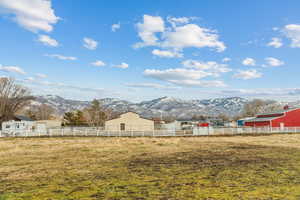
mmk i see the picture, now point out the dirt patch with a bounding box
[128,144,287,171]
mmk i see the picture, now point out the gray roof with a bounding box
[14,115,33,121]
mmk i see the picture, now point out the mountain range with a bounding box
[30,95,249,119]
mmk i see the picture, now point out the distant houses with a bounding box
[1,115,62,135]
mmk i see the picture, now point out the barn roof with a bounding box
[244,116,279,122]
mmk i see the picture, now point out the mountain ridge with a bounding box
[30,95,249,119]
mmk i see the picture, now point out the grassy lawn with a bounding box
[1,134,300,200]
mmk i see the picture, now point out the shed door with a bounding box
[280,123,285,130]
[120,123,125,131]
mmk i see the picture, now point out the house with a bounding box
[161,120,182,131]
[1,115,34,134]
[105,112,154,131]
[244,107,300,128]
[224,121,238,127]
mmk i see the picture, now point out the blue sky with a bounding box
[1,0,300,101]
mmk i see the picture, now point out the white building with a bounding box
[1,116,34,136]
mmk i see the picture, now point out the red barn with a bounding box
[244,107,300,128]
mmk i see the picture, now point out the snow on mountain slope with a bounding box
[29,95,250,119]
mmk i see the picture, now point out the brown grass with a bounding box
[0,134,300,199]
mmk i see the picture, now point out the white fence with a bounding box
[1,126,300,138]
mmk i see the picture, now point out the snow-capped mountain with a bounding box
[29,95,249,119]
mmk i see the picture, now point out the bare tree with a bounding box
[25,104,55,120]
[0,77,34,123]
[242,99,281,117]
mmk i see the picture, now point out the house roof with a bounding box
[14,115,33,121]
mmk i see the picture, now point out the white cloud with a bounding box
[113,62,128,69]
[91,60,106,67]
[144,68,211,81]
[134,15,226,53]
[0,65,26,74]
[134,15,165,48]
[25,76,35,82]
[45,54,77,60]
[0,0,59,32]
[283,24,300,48]
[264,57,284,67]
[162,24,226,52]
[143,68,226,87]
[222,57,231,62]
[111,23,120,32]
[35,73,47,78]
[37,34,58,47]
[168,79,226,87]
[126,83,179,90]
[242,58,256,66]
[167,16,191,27]
[83,37,98,50]
[182,59,232,76]
[267,37,283,48]
[233,69,262,80]
[152,49,183,58]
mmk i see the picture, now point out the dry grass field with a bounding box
[1,134,300,200]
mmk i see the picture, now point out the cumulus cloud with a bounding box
[182,59,232,76]
[267,37,283,48]
[45,54,77,60]
[134,15,225,52]
[162,24,226,52]
[111,23,120,32]
[242,58,256,66]
[264,57,284,67]
[283,24,300,48]
[152,49,183,58]
[113,62,128,69]
[83,37,98,50]
[0,65,26,74]
[37,34,58,47]
[167,16,191,27]
[134,15,165,48]
[91,60,106,67]
[143,68,226,87]
[0,0,59,32]
[233,69,262,80]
